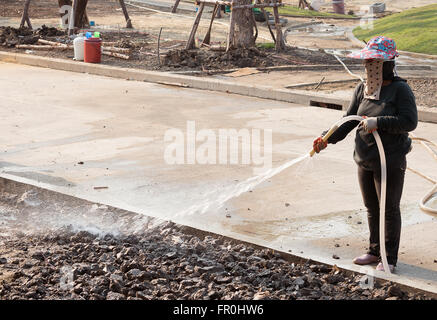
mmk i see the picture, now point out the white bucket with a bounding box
[73,34,85,61]
[311,0,325,11]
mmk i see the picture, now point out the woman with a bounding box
[313,36,418,272]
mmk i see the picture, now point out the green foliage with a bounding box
[353,5,437,55]
[273,5,355,18]
[256,42,275,49]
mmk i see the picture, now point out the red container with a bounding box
[332,0,345,14]
[84,38,102,63]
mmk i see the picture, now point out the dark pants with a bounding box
[357,157,406,266]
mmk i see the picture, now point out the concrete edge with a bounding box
[1,174,436,298]
[126,0,195,15]
[278,13,361,20]
[286,78,359,89]
[1,50,436,123]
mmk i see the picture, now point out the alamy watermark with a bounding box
[164,121,272,174]
[59,5,72,29]
[358,267,375,290]
[359,5,376,30]
[59,265,74,291]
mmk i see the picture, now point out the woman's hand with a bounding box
[360,117,378,133]
[313,137,328,153]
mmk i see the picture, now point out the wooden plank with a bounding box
[199,0,232,5]
[172,0,181,13]
[25,16,32,29]
[119,0,133,28]
[202,4,219,46]
[198,0,282,8]
[257,0,275,43]
[272,6,285,52]
[186,2,205,50]
[232,3,283,9]
[20,0,32,29]
[157,27,163,65]
[16,45,69,50]
[38,39,70,48]
[68,0,77,35]
[262,7,275,43]
[102,51,130,60]
[226,5,236,51]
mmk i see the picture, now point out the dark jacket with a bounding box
[327,77,418,168]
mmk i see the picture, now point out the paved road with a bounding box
[1,62,437,292]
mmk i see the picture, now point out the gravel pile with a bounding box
[409,79,437,108]
[0,222,431,300]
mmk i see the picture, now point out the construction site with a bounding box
[0,0,437,303]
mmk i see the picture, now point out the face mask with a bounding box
[364,59,383,100]
[383,60,395,80]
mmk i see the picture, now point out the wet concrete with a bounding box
[1,62,437,292]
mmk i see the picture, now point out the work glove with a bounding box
[313,137,328,154]
[360,116,378,133]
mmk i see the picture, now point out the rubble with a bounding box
[0,224,431,300]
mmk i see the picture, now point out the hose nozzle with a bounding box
[309,125,338,157]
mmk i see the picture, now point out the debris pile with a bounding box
[0,25,65,47]
[163,46,359,71]
[0,223,431,300]
[34,25,65,37]
[0,26,37,47]
[164,47,273,70]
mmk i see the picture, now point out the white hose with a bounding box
[332,54,364,83]
[409,135,437,215]
[318,115,391,273]
[419,184,437,215]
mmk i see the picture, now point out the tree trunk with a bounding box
[74,0,89,28]
[273,6,285,51]
[58,0,72,9]
[172,0,181,13]
[58,0,89,30]
[232,0,256,48]
[20,0,32,29]
[119,0,133,28]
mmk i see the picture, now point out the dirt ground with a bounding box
[0,1,435,102]
[298,78,437,108]
[0,0,365,71]
[0,0,121,19]
[0,24,361,72]
[408,79,437,108]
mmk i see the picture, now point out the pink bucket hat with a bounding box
[348,36,399,60]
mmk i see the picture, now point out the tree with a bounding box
[58,0,89,29]
[228,0,257,49]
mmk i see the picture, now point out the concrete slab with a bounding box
[2,51,436,124]
[1,62,437,293]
